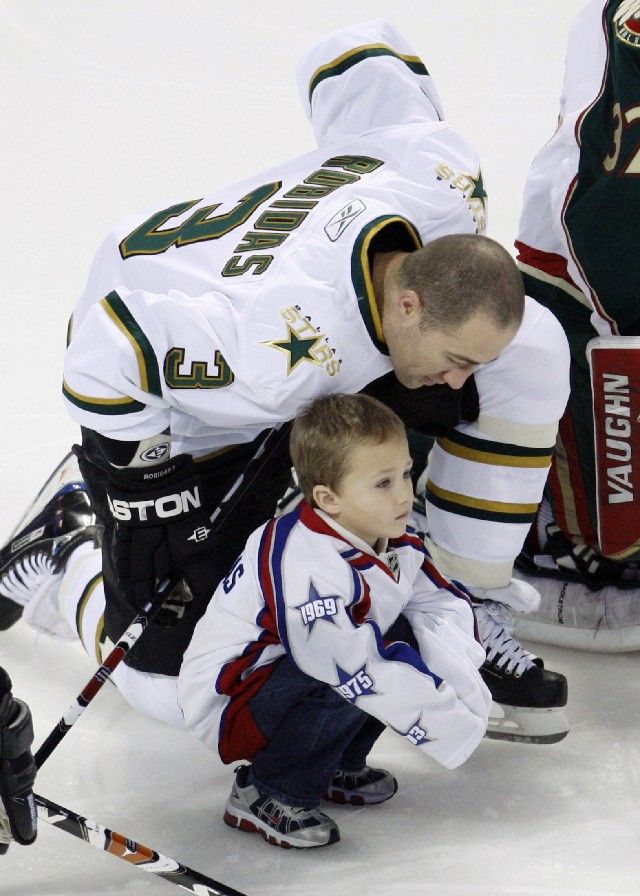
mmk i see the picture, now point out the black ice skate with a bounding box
[0,452,96,630]
[474,599,569,744]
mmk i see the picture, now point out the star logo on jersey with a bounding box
[265,306,341,377]
[264,323,325,374]
[467,170,487,204]
[613,1,640,47]
[392,717,435,746]
[435,162,487,233]
[334,662,377,703]
[298,581,340,632]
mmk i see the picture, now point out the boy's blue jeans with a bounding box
[247,614,417,807]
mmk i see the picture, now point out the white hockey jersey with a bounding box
[178,502,491,771]
[516,0,640,337]
[62,19,569,588]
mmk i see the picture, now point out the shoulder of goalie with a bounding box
[105,453,214,621]
[0,666,37,850]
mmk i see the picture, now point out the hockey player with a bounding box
[0,20,570,740]
[515,0,640,651]
[178,393,492,848]
[0,667,38,854]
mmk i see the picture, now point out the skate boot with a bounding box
[0,452,96,632]
[223,764,340,849]
[474,599,569,744]
[324,765,397,805]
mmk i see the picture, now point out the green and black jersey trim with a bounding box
[425,480,538,525]
[62,290,161,416]
[436,430,554,469]
[309,43,428,103]
[62,381,146,415]
[74,571,106,662]
[351,215,421,354]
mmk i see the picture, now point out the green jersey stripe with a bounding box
[62,380,145,415]
[436,430,554,468]
[101,291,163,397]
[309,44,428,102]
[351,215,421,354]
[425,479,539,524]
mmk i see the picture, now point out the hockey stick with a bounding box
[33,574,177,769]
[35,792,248,896]
[34,424,289,769]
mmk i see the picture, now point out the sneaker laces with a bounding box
[0,552,57,606]
[475,600,537,677]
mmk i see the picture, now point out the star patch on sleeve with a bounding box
[334,662,377,703]
[299,581,339,632]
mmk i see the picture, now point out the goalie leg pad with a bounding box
[588,336,640,559]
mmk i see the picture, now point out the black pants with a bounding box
[248,615,419,806]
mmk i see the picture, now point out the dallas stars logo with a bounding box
[434,162,487,233]
[264,323,326,374]
[467,170,487,204]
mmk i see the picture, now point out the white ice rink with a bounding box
[1,2,639,894]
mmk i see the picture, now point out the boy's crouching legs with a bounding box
[223,656,397,848]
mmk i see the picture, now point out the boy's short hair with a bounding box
[289,393,407,502]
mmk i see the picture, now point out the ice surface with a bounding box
[2,3,638,895]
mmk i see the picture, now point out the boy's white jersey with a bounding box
[62,20,484,457]
[178,502,491,771]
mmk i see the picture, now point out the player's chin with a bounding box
[397,376,424,390]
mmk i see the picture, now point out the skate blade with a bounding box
[484,701,569,745]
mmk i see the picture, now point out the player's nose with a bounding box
[441,367,474,390]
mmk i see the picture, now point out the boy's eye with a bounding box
[403,469,413,479]
[376,478,390,488]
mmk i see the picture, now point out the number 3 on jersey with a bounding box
[119,183,281,258]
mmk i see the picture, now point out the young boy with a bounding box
[0,394,490,850]
[178,393,491,848]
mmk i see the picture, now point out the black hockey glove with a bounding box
[105,454,213,624]
[0,666,37,851]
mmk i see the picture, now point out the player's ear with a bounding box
[312,484,340,516]
[397,288,422,323]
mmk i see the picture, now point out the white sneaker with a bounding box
[324,765,397,805]
[223,764,340,849]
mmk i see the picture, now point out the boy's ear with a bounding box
[312,484,340,516]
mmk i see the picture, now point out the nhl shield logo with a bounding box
[613,1,640,47]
